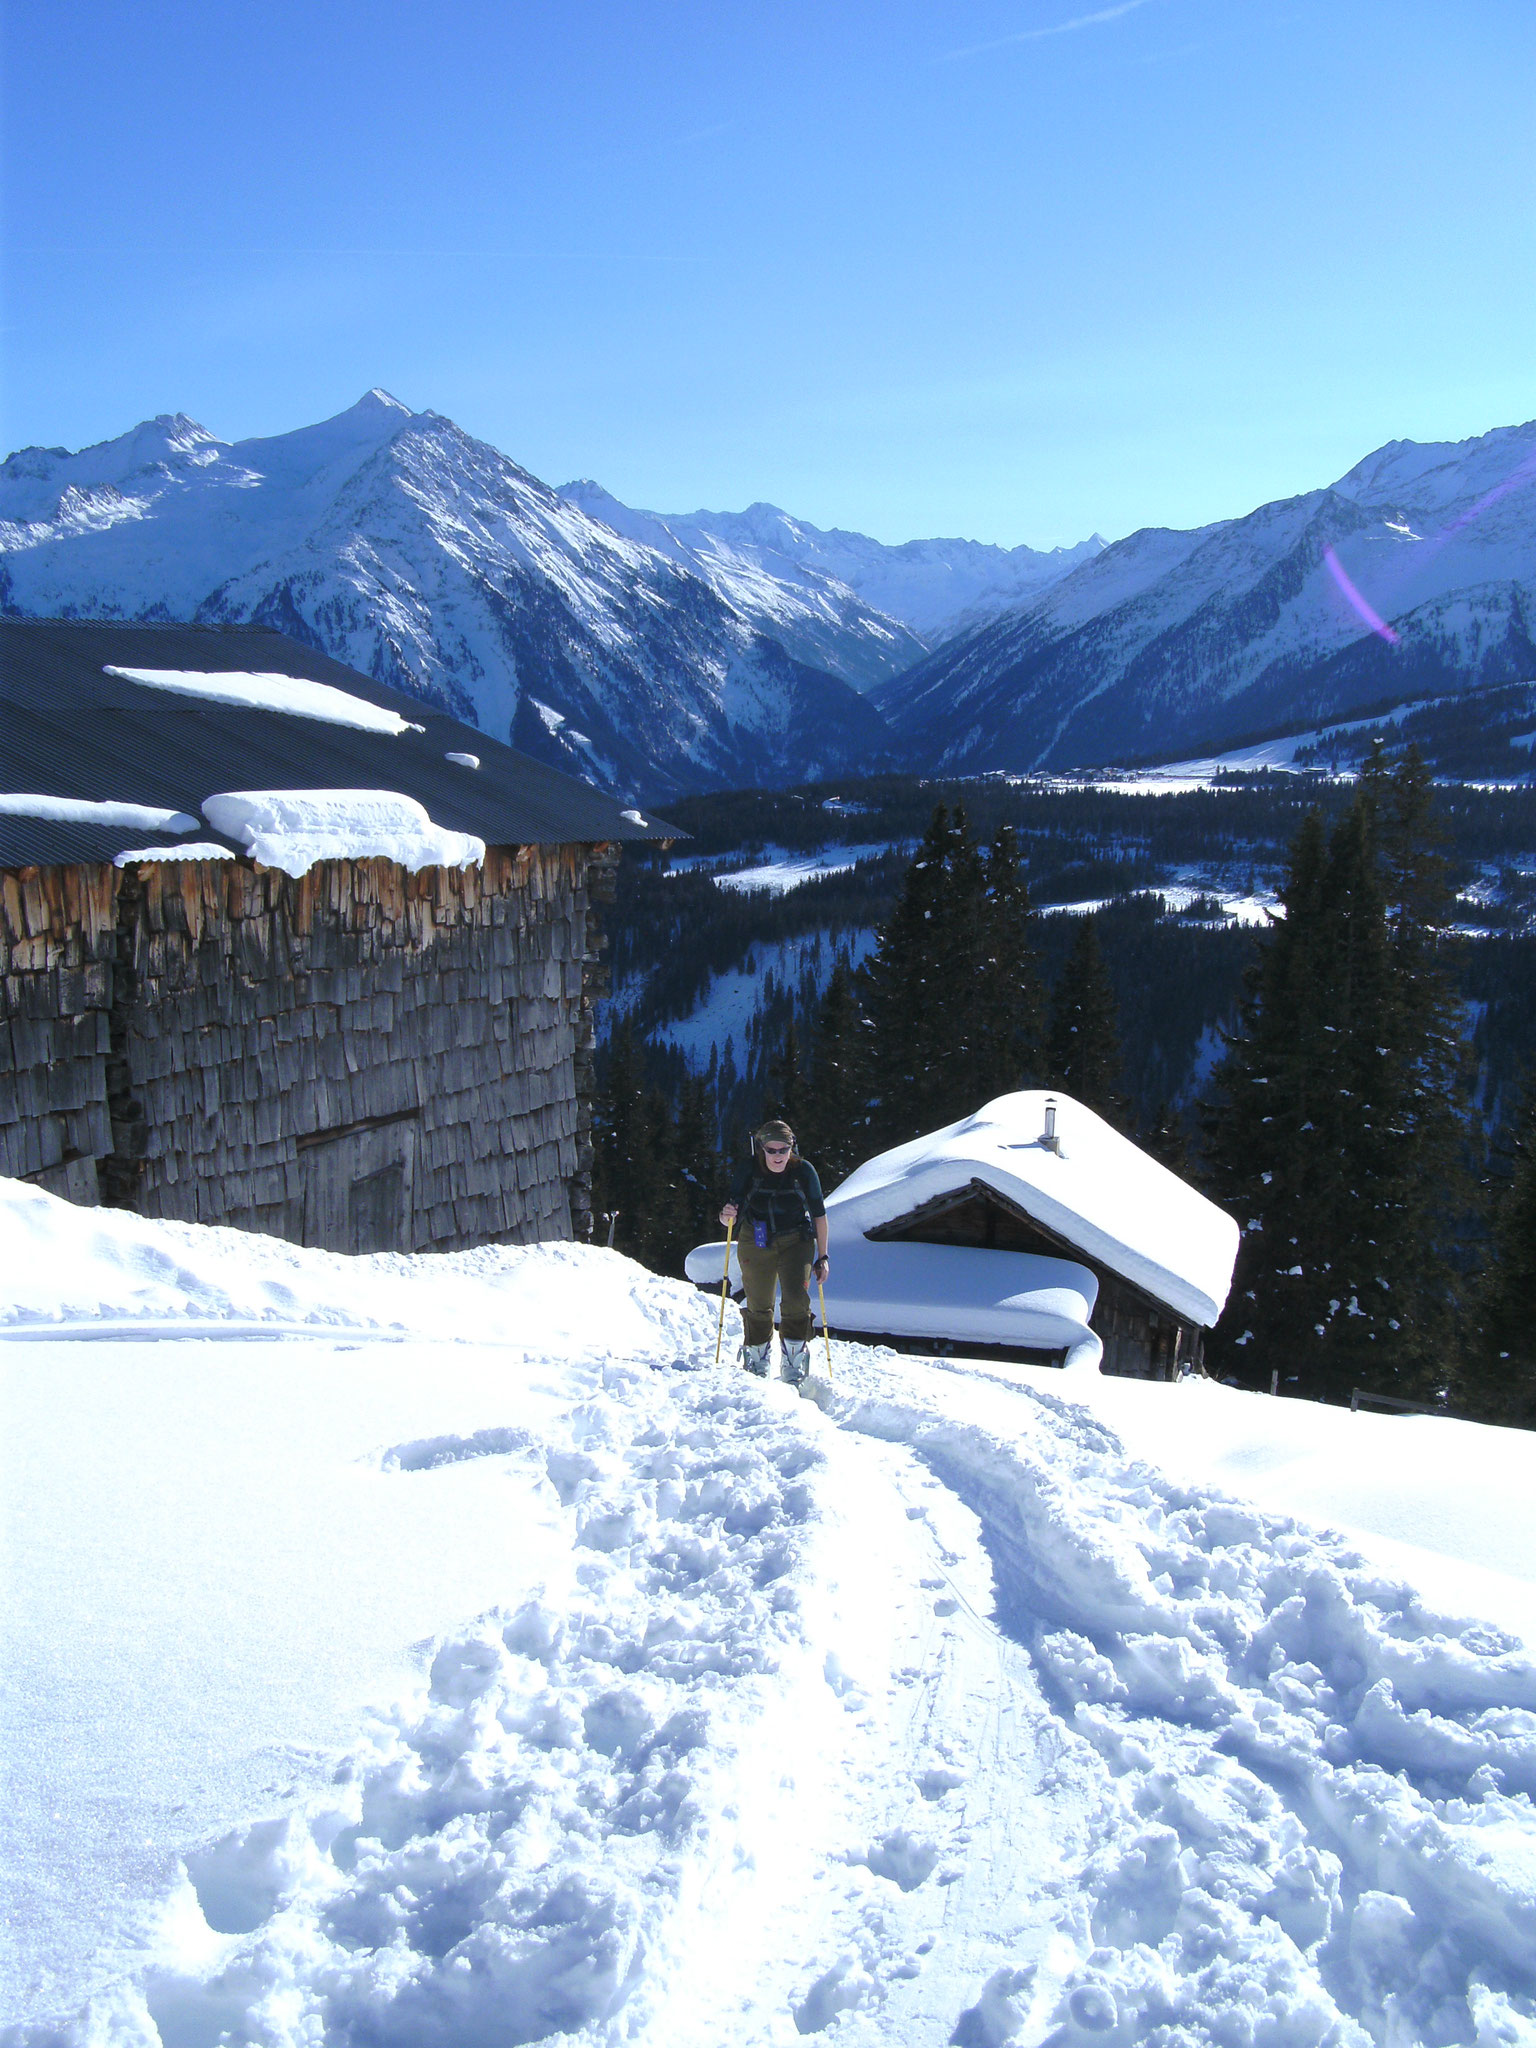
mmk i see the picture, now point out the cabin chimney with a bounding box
[1042,1098,1061,1154]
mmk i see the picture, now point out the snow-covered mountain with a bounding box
[876,420,1536,772]
[558,480,1104,670]
[0,392,889,803]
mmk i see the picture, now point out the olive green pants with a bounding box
[737,1229,814,1345]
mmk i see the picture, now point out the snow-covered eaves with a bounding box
[103,665,425,736]
[827,1091,1241,1329]
[201,790,484,878]
[0,618,681,870]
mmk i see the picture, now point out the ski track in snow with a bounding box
[10,1312,1536,2047]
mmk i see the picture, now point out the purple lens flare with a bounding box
[1323,544,1402,647]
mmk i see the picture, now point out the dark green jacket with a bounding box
[731,1159,825,1243]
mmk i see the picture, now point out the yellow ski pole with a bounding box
[714,1216,736,1367]
[817,1265,833,1380]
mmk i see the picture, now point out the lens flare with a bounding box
[1323,545,1401,646]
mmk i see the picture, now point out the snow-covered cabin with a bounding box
[690,1092,1239,1376]
[0,618,674,1252]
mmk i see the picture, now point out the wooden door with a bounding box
[299,1119,418,1254]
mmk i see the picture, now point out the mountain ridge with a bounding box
[0,394,892,802]
[872,418,1536,772]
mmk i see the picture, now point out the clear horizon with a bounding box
[3,0,1533,550]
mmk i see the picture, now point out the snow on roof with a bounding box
[0,793,199,833]
[201,790,484,879]
[827,1090,1239,1328]
[104,666,425,736]
[112,842,235,868]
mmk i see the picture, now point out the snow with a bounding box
[643,931,877,1069]
[0,795,199,834]
[103,668,424,737]
[444,751,481,769]
[557,479,1103,652]
[710,844,892,896]
[200,790,484,879]
[688,1234,1105,1371]
[4,1178,1536,2046]
[824,1089,1240,1332]
[0,395,889,804]
[113,843,235,867]
[1038,883,1278,926]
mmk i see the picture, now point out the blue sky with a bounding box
[3,1,1533,546]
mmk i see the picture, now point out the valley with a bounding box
[603,767,1536,1163]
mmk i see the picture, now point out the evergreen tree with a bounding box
[669,1070,723,1272]
[1202,809,1335,1378]
[1046,916,1130,1124]
[1203,762,1471,1399]
[855,803,1053,1149]
[972,823,1044,1101]
[591,1019,674,1265]
[1474,1080,1536,1427]
[802,960,867,1186]
[1142,1101,1190,1175]
[856,804,981,1147]
[764,1016,809,1133]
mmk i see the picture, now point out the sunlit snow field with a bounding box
[4,1181,1536,2046]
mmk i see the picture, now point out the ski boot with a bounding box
[742,1341,771,1378]
[780,1338,811,1386]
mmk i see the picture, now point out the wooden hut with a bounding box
[688,1090,1240,1378]
[0,618,673,1253]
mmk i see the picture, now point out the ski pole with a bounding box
[817,1265,833,1380]
[714,1216,736,1367]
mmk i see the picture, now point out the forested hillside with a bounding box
[593,769,1536,1353]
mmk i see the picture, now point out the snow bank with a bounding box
[821,1359,1536,2047]
[828,1090,1240,1329]
[104,667,424,737]
[7,1182,1536,2048]
[0,1178,664,1351]
[0,794,199,833]
[201,790,484,879]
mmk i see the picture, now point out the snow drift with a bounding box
[3,1178,1535,2048]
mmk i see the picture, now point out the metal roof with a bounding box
[0,618,680,869]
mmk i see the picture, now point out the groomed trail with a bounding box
[3,1190,1536,2046]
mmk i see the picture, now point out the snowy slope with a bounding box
[559,478,1104,667]
[879,418,1536,772]
[0,394,887,803]
[6,1179,1536,2046]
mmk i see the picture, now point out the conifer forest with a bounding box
[591,763,1536,1427]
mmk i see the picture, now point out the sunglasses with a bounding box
[761,1143,792,1156]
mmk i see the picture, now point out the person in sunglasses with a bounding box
[719,1120,829,1383]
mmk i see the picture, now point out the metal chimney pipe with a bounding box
[1043,1099,1059,1152]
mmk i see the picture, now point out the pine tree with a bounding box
[1142,1101,1190,1174]
[764,1017,809,1133]
[857,804,979,1147]
[1202,808,1335,1379]
[592,1019,672,1264]
[972,823,1044,1102]
[802,960,866,1187]
[1203,763,1471,1399]
[1046,916,1130,1124]
[1474,1081,1536,1427]
[668,1070,722,1273]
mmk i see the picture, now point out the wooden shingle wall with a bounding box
[0,864,117,1202]
[1,844,602,1253]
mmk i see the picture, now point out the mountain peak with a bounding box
[351,388,413,417]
